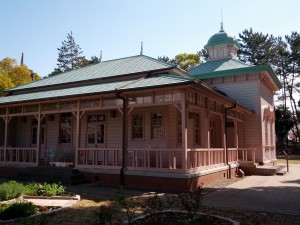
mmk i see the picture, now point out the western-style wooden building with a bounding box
[0,29,281,192]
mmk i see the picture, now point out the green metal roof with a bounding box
[204,31,240,49]
[0,74,193,105]
[188,58,251,75]
[189,60,282,89]
[8,55,176,91]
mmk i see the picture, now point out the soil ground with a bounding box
[2,175,300,225]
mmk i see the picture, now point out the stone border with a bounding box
[0,193,80,224]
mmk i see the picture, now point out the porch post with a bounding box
[4,107,9,160]
[235,120,238,147]
[75,100,80,167]
[206,111,210,165]
[181,91,187,172]
[220,116,225,164]
[36,105,41,166]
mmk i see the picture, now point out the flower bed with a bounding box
[0,180,79,222]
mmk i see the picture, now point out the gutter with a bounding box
[115,89,128,187]
[224,103,236,179]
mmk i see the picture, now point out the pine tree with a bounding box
[56,31,86,73]
[238,28,276,65]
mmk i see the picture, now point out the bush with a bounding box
[0,181,25,201]
[0,202,37,220]
[25,182,66,197]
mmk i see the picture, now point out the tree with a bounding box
[238,28,276,65]
[158,56,175,64]
[275,105,295,148]
[0,68,13,95]
[284,32,300,141]
[158,53,201,71]
[174,53,201,71]
[197,49,209,62]
[55,31,86,73]
[0,57,41,95]
[49,32,101,76]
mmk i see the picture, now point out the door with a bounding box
[87,123,105,147]
[31,125,46,159]
[87,122,105,165]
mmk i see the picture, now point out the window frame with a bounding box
[151,112,164,139]
[59,112,72,144]
[132,113,144,139]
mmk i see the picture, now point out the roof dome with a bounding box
[204,31,240,49]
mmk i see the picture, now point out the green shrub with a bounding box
[0,202,37,220]
[25,182,66,197]
[0,181,25,201]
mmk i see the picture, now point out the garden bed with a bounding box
[0,180,79,223]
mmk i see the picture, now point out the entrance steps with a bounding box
[15,166,89,185]
[240,164,287,176]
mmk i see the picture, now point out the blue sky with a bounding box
[1,0,299,77]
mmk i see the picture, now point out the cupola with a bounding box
[205,24,240,61]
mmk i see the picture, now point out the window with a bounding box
[132,114,144,139]
[87,124,104,144]
[80,98,100,109]
[151,113,163,138]
[9,106,22,114]
[194,113,201,144]
[59,113,72,143]
[24,104,38,113]
[87,114,105,145]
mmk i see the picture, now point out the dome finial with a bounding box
[220,10,224,32]
[140,42,143,55]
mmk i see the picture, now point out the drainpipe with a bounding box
[115,90,128,187]
[225,103,236,179]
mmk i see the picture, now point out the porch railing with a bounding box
[127,148,182,171]
[77,148,183,172]
[77,148,122,169]
[187,148,225,169]
[0,148,37,166]
[237,147,256,164]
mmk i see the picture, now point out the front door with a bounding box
[86,114,106,165]
[31,125,46,159]
[87,123,105,147]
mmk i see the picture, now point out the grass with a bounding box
[3,192,299,225]
[277,155,300,164]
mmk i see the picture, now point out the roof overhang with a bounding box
[193,64,282,90]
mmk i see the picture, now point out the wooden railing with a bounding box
[187,148,225,169]
[77,148,122,169]
[77,148,183,172]
[127,148,182,171]
[0,147,258,169]
[237,147,256,164]
[0,148,37,166]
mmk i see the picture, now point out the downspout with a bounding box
[225,103,236,179]
[115,90,128,187]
